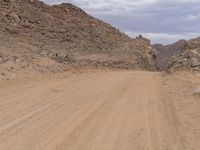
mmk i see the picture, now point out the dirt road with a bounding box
[0,71,200,150]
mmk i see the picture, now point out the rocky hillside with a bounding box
[153,40,186,70]
[167,37,200,72]
[0,0,157,78]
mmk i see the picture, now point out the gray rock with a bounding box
[15,59,21,63]
[192,88,200,96]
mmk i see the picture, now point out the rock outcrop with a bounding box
[167,37,200,72]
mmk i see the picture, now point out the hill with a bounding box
[0,0,157,79]
[153,40,186,70]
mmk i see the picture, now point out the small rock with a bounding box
[192,88,200,96]
[15,59,21,63]
[10,12,20,23]
[1,72,6,76]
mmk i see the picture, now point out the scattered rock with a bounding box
[166,37,200,72]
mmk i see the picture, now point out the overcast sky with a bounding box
[43,0,200,45]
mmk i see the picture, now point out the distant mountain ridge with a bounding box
[153,40,186,70]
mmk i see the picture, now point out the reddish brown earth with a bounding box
[0,1,200,150]
[0,71,199,150]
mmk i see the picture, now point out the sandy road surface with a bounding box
[0,71,200,150]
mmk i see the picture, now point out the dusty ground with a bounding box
[0,71,200,150]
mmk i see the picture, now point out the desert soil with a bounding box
[0,71,200,150]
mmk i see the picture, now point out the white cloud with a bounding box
[183,14,200,21]
[127,32,200,44]
[44,0,158,15]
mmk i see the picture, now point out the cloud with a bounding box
[127,32,200,44]
[42,0,200,44]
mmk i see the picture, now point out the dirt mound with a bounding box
[167,37,200,72]
[153,40,186,70]
[0,0,157,79]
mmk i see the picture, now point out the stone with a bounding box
[193,88,200,96]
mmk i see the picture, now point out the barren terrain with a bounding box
[0,0,157,71]
[0,1,200,150]
[0,71,200,150]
